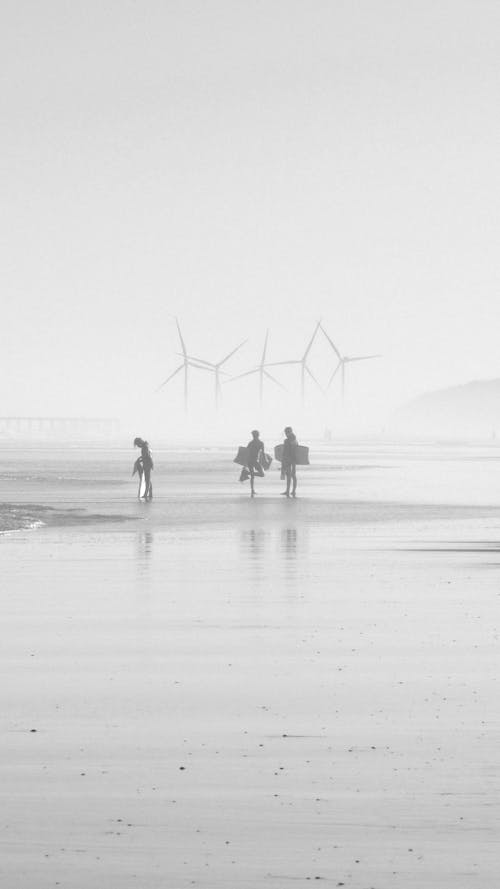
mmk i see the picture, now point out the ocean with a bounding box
[1,439,500,538]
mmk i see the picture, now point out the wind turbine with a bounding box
[320,322,381,402]
[265,320,323,405]
[156,317,194,412]
[226,330,286,407]
[179,340,247,410]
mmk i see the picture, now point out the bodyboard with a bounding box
[274,444,310,465]
[233,446,249,467]
[260,452,273,471]
[133,459,146,499]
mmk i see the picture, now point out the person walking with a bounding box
[133,437,154,500]
[246,429,265,497]
[281,426,298,498]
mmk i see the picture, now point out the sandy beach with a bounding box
[1,441,500,888]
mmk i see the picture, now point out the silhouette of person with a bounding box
[133,437,154,500]
[247,429,265,497]
[281,426,298,498]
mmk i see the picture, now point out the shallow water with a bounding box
[2,439,500,535]
[2,441,500,888]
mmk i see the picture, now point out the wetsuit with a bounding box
[282,434,297,496]
[246,437,264,492]
[247,438,264,475]
[140,442,154,499]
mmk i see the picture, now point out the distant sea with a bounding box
[2,439,500,535]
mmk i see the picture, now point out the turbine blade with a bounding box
[264,360,301,368]
[327,361,342,389]
[179,353,214,367]
[305,365,324,392]
[156,363,184,390]
[218,339,247,366]
[320,323,342,361]
[261,329,269,366]
[303,320,322,359]
[263,370,287,390]
[175,317,187,356]
[225,368,260,383]
[186,360,214,372]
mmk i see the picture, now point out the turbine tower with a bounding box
[156,317,194,412]
[226,330,286,407]
[265,320,323,405]
[180,340,247,410]
[320,322,381,401]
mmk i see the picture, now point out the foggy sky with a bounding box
[1,0,499,431]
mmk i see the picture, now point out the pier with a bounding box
[0,417,120,438]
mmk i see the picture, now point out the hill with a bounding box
[391,378,500,438]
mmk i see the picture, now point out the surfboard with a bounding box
[133,458,146,499]
[138,471,147,499]
[274,444,310,465]
[233,446,249,467]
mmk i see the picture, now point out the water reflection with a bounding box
[240,525,309,589]
[281,527,297,559]
[136,530,153,573]
[241,528,266,561]
[133,531,154,619]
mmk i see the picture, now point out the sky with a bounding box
[1,0,499,435]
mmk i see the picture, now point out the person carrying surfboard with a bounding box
[281,426,298,498]
[133,437,154,501]
[247,429,265,497]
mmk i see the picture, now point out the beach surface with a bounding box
[1,441,500,888]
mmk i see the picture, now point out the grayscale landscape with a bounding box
[1,1,500,887]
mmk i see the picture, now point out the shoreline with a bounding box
[2,445,500,887]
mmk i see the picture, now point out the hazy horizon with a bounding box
[2,0,499,432]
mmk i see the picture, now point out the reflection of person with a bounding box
[281,426,297,498]
[133,437,154,500]
[247,429,264,497]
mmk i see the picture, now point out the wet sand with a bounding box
[1,443,500,887]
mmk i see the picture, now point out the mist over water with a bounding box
[2,3,500,885]
[2,440,500,532]
[2,2,499,427]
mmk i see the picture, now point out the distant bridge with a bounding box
[0,417,120,436]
